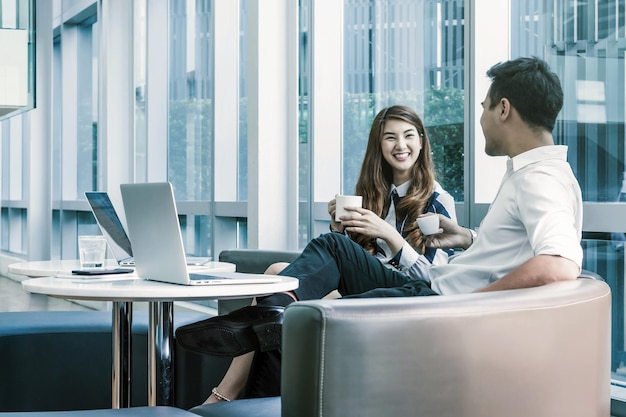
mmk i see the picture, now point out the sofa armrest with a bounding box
[0,406,198,416]
[0,311,219,412]
[217,249,301,313]
[281,279,611,417]
[218,249,301,274]
[189,397,280,417]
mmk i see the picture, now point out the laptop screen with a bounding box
[85,192,134,263]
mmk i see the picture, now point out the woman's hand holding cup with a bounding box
[334,195,363,221]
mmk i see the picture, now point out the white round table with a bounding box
[22,274,299,301]
[8,259,122,277]
[8,259,235,277]
[17,262,298,409]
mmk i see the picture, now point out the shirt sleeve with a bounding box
[515,166,583,268]
[393,189,457,282]
[393,241,431,282]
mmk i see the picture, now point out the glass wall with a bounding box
[485,0,626,387]
[168,0,214,259]
[134,0,147,183]
[342,0,465,201]
[0,118,26,254]
[0,0,35,120]
[297,0,311,247]
[75,18,98,196]
[51,5,101,260]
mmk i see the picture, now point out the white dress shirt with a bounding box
[376,180,457,282]
[430,145,583,295]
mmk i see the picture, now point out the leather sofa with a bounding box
[215,250,301,314]
[0,407,197,416]
[0,310,230,412]
[0,250,611,417]
[0,249,295,414]
[187,250,611,417]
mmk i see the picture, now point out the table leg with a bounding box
[148,301,175,406]
[111,301,133,409]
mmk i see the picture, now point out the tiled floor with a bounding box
[0,275,94,312]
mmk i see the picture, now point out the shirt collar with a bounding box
[509,145,568,172]
[390,180,412,198]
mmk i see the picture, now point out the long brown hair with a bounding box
[352,105,436,254]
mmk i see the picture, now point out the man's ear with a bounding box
[499,98,512,120]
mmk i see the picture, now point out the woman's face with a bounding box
[380,119,422,185]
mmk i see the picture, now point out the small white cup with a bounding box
[416,214,440,235]
[78,235,107,270]
[335,195,363,221]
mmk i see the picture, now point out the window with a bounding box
[474,0,626,397]
[50,7,100,260]
[298,0,311,247]
[342,0,465,202]
[167,0,214,259]
[134,0,147,183]
[76,18,98,195]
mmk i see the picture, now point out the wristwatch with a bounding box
[468,228,477,245]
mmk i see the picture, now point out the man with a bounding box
[177,56,583,402]
[427,56,582,295]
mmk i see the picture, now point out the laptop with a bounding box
[85,191,211,266]
[85,192,135,266]
[119,182,283,286]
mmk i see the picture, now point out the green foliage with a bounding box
[166,89,464,204]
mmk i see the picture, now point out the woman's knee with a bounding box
[264,262,290,275]
[313,231,346,247]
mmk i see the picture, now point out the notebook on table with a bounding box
[119,182,283,286]
[85,191,211,266]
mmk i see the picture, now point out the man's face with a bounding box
[480,93,506,157]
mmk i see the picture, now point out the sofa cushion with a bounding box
[188,397,280,417]
[218,250,301,274]
[0,311,221,411]
[0,406,197,416]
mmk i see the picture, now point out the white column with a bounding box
[99,0,134,209]
[311,0,343,202]
[26,0,53,260]
[212,0,241,256]
[145,0,168,182]
[213,0,239,203]
[471,0,510,204]
[246,0,298,249]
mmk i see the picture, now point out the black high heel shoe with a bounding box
[176,305,285,357]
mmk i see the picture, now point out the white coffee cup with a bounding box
[416,214,440,235]
[78,235,108,270]
[335,195,363,221]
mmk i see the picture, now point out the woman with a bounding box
[180,105,457,403]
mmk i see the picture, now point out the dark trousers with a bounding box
[245,233,438,398]
[277,232,437,300]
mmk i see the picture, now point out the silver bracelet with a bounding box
[468,228,477,245]
[211,387,231,402]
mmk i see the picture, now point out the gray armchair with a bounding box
[190,277,611,417]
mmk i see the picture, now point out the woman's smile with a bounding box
[393,151,411,161]
[381,119,422,183]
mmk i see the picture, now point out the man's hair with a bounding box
[486,56,563,131]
